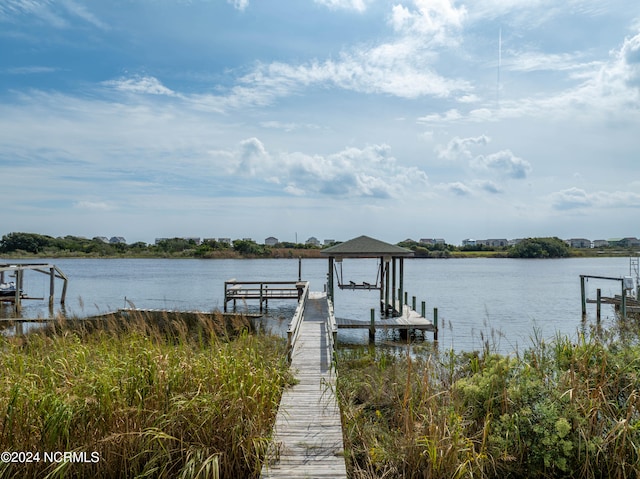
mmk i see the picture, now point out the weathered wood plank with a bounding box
[261,295,347,479]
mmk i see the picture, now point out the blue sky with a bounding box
[1,0,639,245]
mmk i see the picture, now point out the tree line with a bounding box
[4,232,621,259]
[0,232,321,258]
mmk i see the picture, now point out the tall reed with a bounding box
[0,311,293,478]
[337,323,640,479]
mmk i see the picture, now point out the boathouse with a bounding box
[321,235,414,317]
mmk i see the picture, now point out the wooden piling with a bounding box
[596,288,601,323]
[580,275,587,319]
[433,307,438,341]
[49,266,55,308]
[369,308,375,343]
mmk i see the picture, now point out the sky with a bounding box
[1,0,639,246]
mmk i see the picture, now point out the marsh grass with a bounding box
[0,311,293,478]
[337,322,640,478]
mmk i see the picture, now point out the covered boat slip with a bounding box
[322,235,413,317]
[0,263,68,313]
[322,235,437,340]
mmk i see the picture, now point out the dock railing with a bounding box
[286,282,309,362]
[224,279,306,312]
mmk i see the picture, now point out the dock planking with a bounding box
[261,294,347,479]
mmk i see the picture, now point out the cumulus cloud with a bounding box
[550,187,640,210]
[229,140,428,199]
[390,0,467,41]
[445,181,472,196]
[471,150,532,179]
[237,137,270,176]
[619,33,640,88]
[436,135,490,161]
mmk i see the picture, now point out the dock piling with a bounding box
[369,308,376,343]
[433,307,438,341]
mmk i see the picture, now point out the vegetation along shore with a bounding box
[2,232,638,259]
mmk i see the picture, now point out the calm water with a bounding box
[1,257,635,353]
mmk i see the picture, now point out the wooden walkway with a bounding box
[261,293,347,478]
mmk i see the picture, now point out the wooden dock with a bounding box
[224,280,307,312]
[261,292,347,478]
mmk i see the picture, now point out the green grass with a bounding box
[336,322,640,478]
[0,312,294,478]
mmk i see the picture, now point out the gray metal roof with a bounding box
[320,235,414,258]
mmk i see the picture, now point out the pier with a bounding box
[261,289,346,478]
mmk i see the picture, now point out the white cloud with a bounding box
[436,135,490,161]
[390,0,467,41]
[550,187,640,210]
[471,150,532,179]
[314,0,368,12]
[103,76,178,97]
[228,140,429,199]
[444,181,472,196]
[73,200,114,211]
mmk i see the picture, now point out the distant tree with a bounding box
[508,237,570,258]
[232,239,267,256]
[0,232,53,253]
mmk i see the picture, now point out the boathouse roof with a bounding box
[320,235,414,258]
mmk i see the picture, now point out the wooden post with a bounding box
[14,269,22,313]
[384,258,390,317]
[391,257,397,315]
[412,295,416,312]
[60,271,67,305]
[580,276,587,319]
[260,283,264,312]
[596,288,601,323]
[399,257,404,315]
[328,257,334,302]
[433,307,438,341]
[379,256,384,312]
[369,308,376,343]
[421,301,426,318]
[298,257,302,281]
[621,286,627,319]
[49,266,55,308]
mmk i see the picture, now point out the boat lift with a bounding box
[0,263,68,313]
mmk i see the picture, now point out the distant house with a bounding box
[218,238,232,245]
[94,236,109,243]
[462,239,476,247]
[568,238,591,248]
[593,239,609,248]
[324,239,336,246]
[419,238,435,245]
[621,237,640,247]
[485,239,508,247]
[434,238,446,245]
[306,237,321,247]
[264,236,278,246]
[109,236,127,244]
